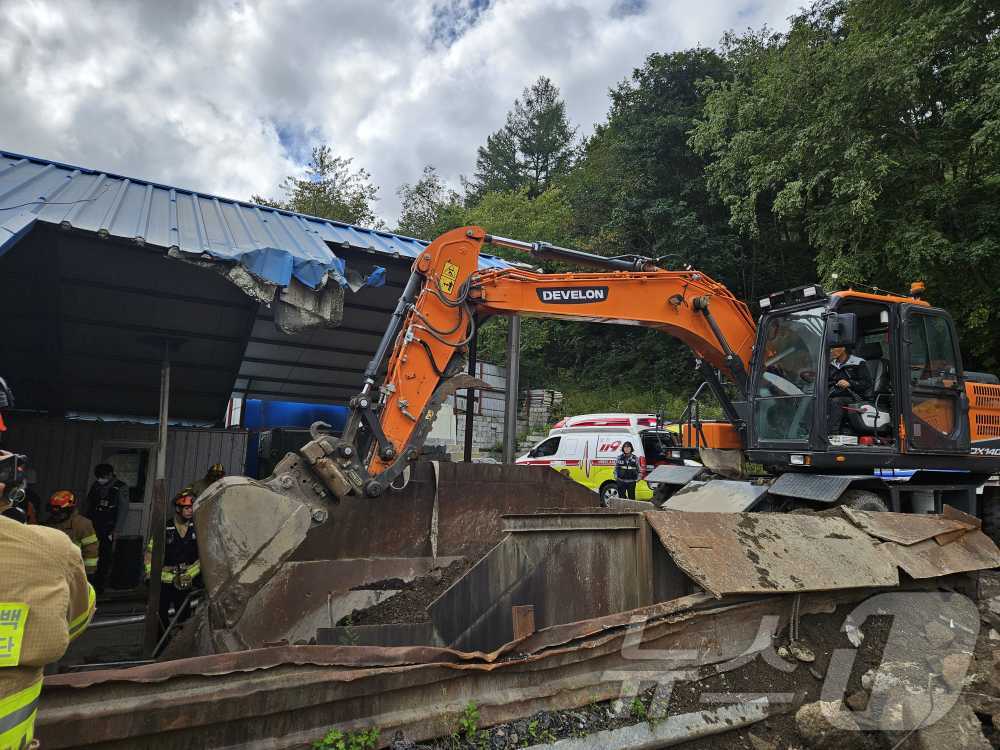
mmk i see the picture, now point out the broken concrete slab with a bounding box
[911,699,991,750]
[795,700,860,750]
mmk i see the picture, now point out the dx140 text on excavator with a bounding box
[243,226,1000,530]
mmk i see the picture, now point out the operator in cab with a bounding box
[827,345,873,435]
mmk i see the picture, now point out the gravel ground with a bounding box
[387,602,898,749]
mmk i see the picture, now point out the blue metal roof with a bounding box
[0,150,509,290]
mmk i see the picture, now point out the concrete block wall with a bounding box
[448,362,562,454]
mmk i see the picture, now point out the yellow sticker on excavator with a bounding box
[440,261,460,294]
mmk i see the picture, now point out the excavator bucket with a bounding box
[173,461,603,656]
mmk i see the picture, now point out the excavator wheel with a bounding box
[599,482,620,508]
[650,482,677,508]
[979,487,1000,545]
[838,489,889,513]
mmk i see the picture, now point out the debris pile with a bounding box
[339,559,470,626]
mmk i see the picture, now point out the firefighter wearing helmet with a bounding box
[188,463,225,499]
[44,490,100,580]
[144,491,201,631]
[0,458,95,749]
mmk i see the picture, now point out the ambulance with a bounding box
[515,413,682,504]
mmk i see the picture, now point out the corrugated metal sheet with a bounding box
[35,589,886,749]
[5,413,247,535]
[0,150,509,290]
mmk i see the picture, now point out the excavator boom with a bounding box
[302,225,1000,502]
[309,226,757,498]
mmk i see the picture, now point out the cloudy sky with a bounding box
[2,0,803,228]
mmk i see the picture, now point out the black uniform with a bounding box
[84,478,129,593]
[827,354,874,434]
[614,452,641,500]
[154,519,201,629]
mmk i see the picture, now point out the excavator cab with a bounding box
[745,285,977,473]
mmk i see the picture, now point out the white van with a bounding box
[515,413,681,504]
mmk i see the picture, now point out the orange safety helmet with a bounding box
[49,490,77,512]
[174,492,195,509]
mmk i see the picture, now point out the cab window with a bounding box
[754,306,825,441]
[531,437,560,458]
[908,314,959,387]
[640,431,675,463]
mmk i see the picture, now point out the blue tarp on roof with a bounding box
[0,150,509,289]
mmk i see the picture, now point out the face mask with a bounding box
[97,477,111,485]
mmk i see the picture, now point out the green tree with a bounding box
[564,48,817,303]
[253,145,384,229]
[553,49,789,397]
[458,187,576,385]
[394,165,462,239]
[469,77,577,200]
[691,0,1000,369]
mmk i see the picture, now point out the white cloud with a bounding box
[0,0,804,230]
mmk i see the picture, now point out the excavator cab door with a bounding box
[898,305,970,453]
[749,304,828,449]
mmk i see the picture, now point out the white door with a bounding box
[91,441,156,537]
[550,436,580,470]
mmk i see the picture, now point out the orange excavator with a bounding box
[295,226,1000,522]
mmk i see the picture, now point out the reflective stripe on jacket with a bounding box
[145,520,200,585]
[45,513,99,573]
[0,679,41,749]
[614,453,640,482]
[0,517,95,748]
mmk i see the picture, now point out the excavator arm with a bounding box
[304,226,757,500]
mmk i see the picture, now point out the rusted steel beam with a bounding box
[512,605,535,640]
[37,589,880,749]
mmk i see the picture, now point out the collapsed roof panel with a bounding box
[646,510,900,597]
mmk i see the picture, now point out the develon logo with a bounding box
[536,286,609,304]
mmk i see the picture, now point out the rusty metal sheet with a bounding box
[879,529,1000,579]
[768,473,870,502]
[644,511,899,597]
[662,480,769,512]
[290,462,600,564]
[645,464,705,487]
[841,507,976,546]
[37,590,866,750]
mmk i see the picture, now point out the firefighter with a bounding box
[83,464,130,594]
[613,441,641,501]
[44,491,100,581]
[188,463,225,498]
[0,468,95,749]
[145,492,201,631]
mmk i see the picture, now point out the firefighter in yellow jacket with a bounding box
[0,473,96,749]
[43,491,100,581]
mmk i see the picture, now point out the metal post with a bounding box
[463,330,478,463]
[503,315,521,464]
[143,342,171,654]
